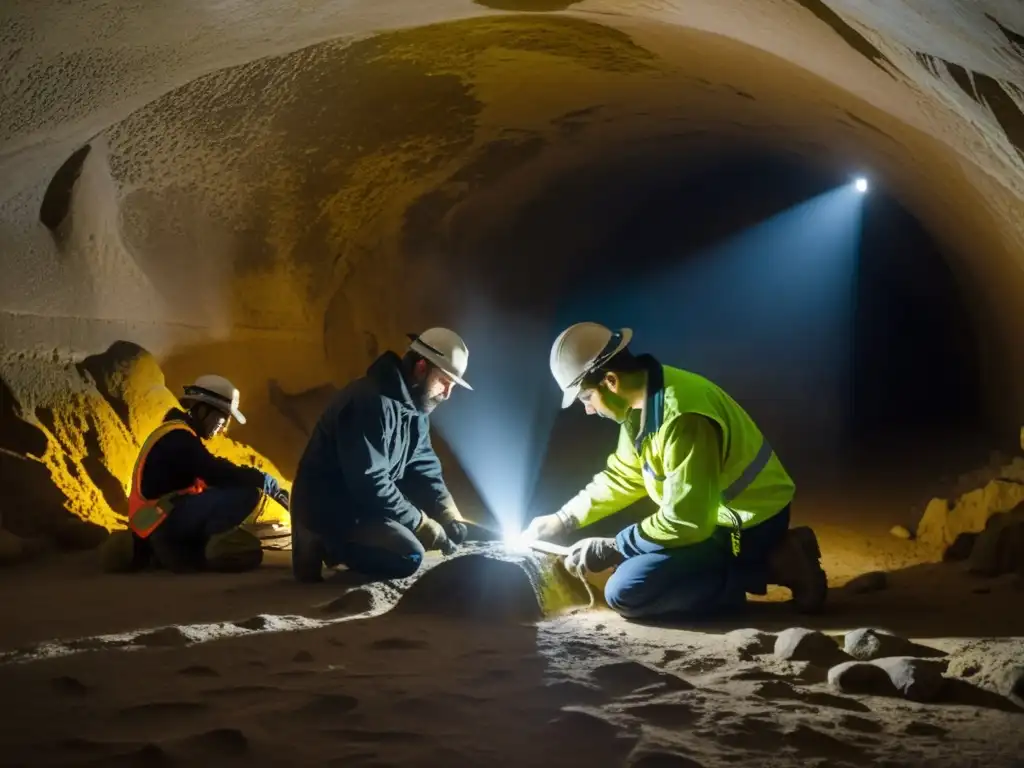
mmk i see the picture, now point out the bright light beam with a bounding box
[556,183,867,463]
[854,177,868,193]
[431,295,559,542]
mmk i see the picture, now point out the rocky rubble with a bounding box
[732,625,1023,709]
[908,439,1024,581]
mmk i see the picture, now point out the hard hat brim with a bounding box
[410,343,473,391]
[181,393,247,424]
[560,384,580,409]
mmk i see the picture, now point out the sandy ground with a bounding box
[1,526,1022,768]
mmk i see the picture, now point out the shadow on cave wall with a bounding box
[792,0,896,79]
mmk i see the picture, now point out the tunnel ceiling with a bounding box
[1,0,1023,426]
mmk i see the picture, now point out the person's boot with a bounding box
[205,529,264,573]
[291,520,326,583]
[768,526,828,614]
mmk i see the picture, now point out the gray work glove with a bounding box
[522,510,576,542]
[564,537,624,574]
[436,506,469,546]
[414,514,458,555]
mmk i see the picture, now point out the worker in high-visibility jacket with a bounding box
[523,322,828,618]
[100,374,288,573]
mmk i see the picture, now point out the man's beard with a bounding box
[409,381,443,414]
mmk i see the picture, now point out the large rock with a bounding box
[393,546,591,621]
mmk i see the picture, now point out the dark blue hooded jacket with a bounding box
[291,351,455,539]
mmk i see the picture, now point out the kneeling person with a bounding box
[290,328,472,583]
[524,322,827,619]
[101,375,287,573]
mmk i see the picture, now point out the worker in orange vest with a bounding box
[100,374,288,573]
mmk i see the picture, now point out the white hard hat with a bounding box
[550,322,633,409]
[181,374,247,424]
[407,327,473,390]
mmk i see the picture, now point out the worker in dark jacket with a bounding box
[100,375,288,573]
[290,328,473,582]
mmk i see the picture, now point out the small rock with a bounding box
[134,627,189,648]
[234,616,271,631]
[843,571,887,594]
[725,628,775,659]
[292,650,314,663]
[843,628,945,661]
[774,628,847,666]
[889,525,912,540]
[828,661,896,696]
[872,657,946,702]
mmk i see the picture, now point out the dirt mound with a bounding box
[394,552,546,622]
[391,544,596,622]
[0,342,291,554]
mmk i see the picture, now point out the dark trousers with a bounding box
[605,506,790,619]
[149,486,261,569]
[292,515,425,581]
[332,519,425,579]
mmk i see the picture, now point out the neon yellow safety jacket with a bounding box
[556,360,794,552]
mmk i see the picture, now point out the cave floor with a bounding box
[0,530,1022,767]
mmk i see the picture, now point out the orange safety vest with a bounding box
[127,420,208,538]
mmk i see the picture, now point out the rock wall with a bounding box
[1,1,1024,540]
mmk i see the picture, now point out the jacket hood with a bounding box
[366,351,417,412]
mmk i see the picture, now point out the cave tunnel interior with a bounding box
[431,142,985,530]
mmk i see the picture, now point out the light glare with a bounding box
[854,177,868,193]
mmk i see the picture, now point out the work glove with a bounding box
[272,487,290,509]
[436,506,468,545]
[414,513,458,556]
[262,473,281,498]
[522,510,575,542]
[564,537,624,574]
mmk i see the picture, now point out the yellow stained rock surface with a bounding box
[1,343,291,543]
